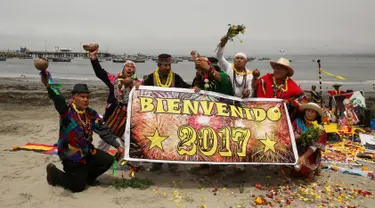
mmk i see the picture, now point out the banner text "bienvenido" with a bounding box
[138,97,282,122]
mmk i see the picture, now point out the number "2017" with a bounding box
[177,125,251,157]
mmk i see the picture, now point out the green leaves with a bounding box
[298,127,323,147]
[226,24,246,41]
[111,178,153,190]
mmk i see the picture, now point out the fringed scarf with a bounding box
[114,72,138,104]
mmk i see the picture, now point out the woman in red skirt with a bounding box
[292,102,327,181]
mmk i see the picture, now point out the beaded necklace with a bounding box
[154,68,173,88]
[232,64,251,88]
[271,76,289,98]
[72,103,91,137]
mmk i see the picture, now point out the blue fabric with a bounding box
[296,117,308,132]
[39,71,62,95]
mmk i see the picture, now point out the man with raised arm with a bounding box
[42,73,124,192]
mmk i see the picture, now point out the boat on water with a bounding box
[19,56,33,59]
[133,59,146,63]
[247,57,256,62]
[258,57,271,61]
[153,58,182,63]
[113,58,146,63]
[50,57,71,62]
[0,57,6,61]
[113,59,126,63]
[172,58,183,64]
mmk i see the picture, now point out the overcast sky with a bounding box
[0,0,374,55]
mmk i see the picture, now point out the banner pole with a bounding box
[317,59,323,107]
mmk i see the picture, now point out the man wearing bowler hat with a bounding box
[41,74,124,193]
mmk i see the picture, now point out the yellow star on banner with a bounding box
[146,128,168,151]
[259,135,277,153]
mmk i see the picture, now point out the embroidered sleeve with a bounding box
[93,112,120,148]
[256,78,266,97]
[107,73,117,85]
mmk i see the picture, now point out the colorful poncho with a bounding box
[257,73,303,99]
[57,105,102,163]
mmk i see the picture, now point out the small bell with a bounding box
[204,78,209,83]
[204,83,210,89]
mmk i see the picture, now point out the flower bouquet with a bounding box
[297,127,323,147]
[225,24,246,42]
[215,24,246,51]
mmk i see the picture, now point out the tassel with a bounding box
[112,158,118,176]
[129,167,136,178]
[39,71,63,94]
[120,160,128,166]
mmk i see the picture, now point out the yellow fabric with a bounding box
[324,124,337,133]
[15,145,53,151]
[323,123,364,133]
[319,68,346,80]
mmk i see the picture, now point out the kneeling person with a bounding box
[42,74,124,192]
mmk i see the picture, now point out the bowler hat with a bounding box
[71,83,91,94]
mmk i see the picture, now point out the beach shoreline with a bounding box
[0,77,375,208]
[0,77,374,107]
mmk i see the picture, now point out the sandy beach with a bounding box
[1,77,374,208]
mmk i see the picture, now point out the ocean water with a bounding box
[1,54,375,91]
